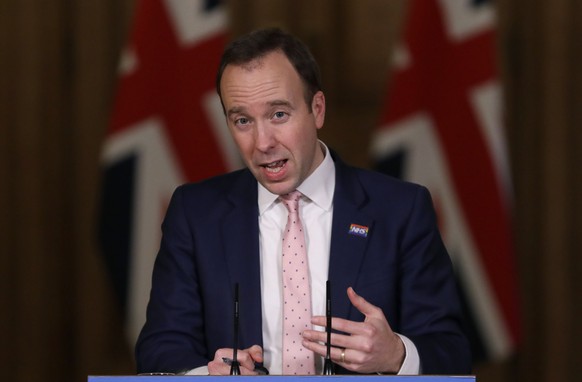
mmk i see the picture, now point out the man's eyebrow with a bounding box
[227,106,246,118]
[268,100,294,109]
[227,100,294,117]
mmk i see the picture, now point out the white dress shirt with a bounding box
[257,142,420,375]
[258,142,336,373]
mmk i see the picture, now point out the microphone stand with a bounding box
[230,283,241,375]
[322,280,336,375]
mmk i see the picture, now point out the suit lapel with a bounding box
[328,158,374,321]
[216,158,373,345]
[220,171,264,349]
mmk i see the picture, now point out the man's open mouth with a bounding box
[262,159,287,173]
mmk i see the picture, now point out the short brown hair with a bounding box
[216,27,322,112]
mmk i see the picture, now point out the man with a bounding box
[136,28,471,376]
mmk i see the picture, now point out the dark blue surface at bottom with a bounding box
[88,376,476,382]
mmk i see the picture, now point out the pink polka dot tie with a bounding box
[280,191,315,375]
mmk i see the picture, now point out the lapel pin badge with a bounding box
[348,224,369,238]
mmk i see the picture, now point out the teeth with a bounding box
[264,160,285,173]
[266,160,285,168]
[266,166,282,173]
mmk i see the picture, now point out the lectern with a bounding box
[88,376,475,382]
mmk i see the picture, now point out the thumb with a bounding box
[247,345,264,362]
[347,287,383,318]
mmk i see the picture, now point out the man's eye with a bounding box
[235,117,249,125]
[273,111,287,119]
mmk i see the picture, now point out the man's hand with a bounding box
[302,287,405,374]
[207,345,264,375]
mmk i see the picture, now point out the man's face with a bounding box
[220,50,325,195]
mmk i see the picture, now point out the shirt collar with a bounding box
[258,141,336,215]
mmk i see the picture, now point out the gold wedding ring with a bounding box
[340,348,346,363]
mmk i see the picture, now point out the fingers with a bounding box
[310,315,360,335]
[301,337,351,365]
[246,344,264,363]
[304,287,402,374]
[309,315,384,338]
[208,346,263,375]
[303,327,351,349]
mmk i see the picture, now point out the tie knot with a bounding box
[280,190,302,213]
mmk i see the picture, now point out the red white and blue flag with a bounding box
[99,0,239,344]
[371,0,520,361]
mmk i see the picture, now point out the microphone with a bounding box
[223,283,269,375]
[322,280,336,375]
[230,283,241,375]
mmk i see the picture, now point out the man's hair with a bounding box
[216,27,322,111]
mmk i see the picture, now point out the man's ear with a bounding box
[312,91,326,129]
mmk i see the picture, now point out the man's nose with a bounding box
[255,124,276,152]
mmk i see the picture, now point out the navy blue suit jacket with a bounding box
[135,156,471,375]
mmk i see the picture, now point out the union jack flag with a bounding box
[371,0,520,361]
[99,0,239,344]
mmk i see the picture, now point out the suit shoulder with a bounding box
[350,166,426,196]
[179,169,251,193]
[171,169,255,207]
[334,163,433,218]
